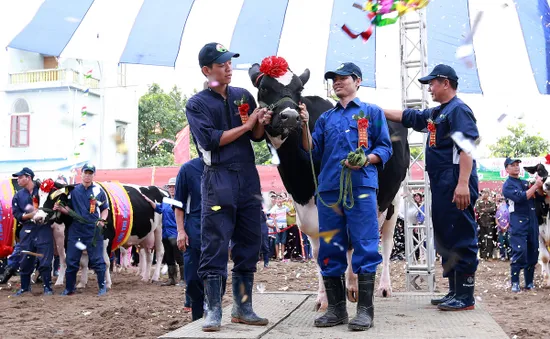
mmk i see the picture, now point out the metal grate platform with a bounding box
[160,292,508,339]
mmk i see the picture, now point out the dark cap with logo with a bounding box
[504,157,521,168]
[324,62,363,81]
[418,64,459,84]
[82,163,96,173]
[12,167,35,179]
[198,42,240,67]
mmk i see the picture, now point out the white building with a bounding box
[0,48,139,180]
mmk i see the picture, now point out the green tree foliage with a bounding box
[138,84,187,167]
[488,123,550,158]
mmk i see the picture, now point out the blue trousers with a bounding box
[183,247,203,320]
[498,231,511,259]
[429,168,479,277]
[198,164,262,280]
[19,224,53,277]
[317,188,382,277]
[7,242,22,269]
[65,234,106,291]
[510,225,539,283]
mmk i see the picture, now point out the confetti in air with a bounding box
[211,206,221,211]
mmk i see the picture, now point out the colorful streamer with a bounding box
[342,0,431,42]
[74,69,93,158]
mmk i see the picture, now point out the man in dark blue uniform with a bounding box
[185,42,272,332]
[502,158,543,292]
[174,157,204,321]
[301,62,393,331]
[11,167,54,296]
[55,163,110,296]
[384,64,480,311]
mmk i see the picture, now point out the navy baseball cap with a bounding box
[324,62,363,80]
[12,167,34,179]
[82,163,96,173]
[504,157,521,168]
[198,42,239,67]
[418,64,459,84]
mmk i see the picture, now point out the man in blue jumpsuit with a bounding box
[185,42,272,332]
[11,167,54,296]
[384,64,480,311]
[175,158,204,321]
[142,177,184,286]
[502,158,543,292]
[55,163,110,296]
[0,242,22,284]
[301,62,393,331]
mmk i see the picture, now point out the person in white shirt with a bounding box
[268,197,290,261]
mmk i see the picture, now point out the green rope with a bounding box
[305,121,366,210]
[52,201,107,247]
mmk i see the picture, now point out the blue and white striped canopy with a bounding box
[2,0,549,95]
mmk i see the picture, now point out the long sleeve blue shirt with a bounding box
[67,183,109,238]
[185,87,262,167]
[402,96,479,173]
[502,177,540,232]
[12,184,49,227]
[155,202,177,239]
[307,98,393,192]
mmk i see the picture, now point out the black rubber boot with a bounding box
[431,274,455,305]
[202,275,223,332]
[161,265,177,286]
[525,265,535,290]
[231,272,269,326]
[176,266,185,287]
[438,272,475,311]
[314,275,348,327]
[0,266,16,284]
[348,273,375,331]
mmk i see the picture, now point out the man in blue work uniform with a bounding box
[384,64,479,311]
[175,157,204,321]
[142,177,184,286]
[185,42,272,332]
[301,62,393,331]
[55,163,110,296]
[11,167,54,296]
[502,158,543,292]
[0,242,22,284]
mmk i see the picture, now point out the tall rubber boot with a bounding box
[176,266,185,287]
[431,274,455,305]
[202,275,222,332]
[97,270,107,296]
[0,266,16,284]
[42,270,54,296]
[314,275,348,327]
[525,265,535,290]
[231,272,269,325]
[348,273,375,331]
[438,272,475,311]
[14,274,31,296]
[161,265,177,286]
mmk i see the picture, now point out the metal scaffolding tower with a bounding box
[399,9,436,292]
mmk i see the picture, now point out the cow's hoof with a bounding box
[76,284,86,289]
[314,301,328,312]
[346,289,358,302]
[377,287,392,298]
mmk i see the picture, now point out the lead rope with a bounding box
[305,121,363,210]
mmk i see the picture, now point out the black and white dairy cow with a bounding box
[33,180,168,288]
[249,57,410,310]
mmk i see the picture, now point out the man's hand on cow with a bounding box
[257,108,272,125]
[299,103,309,127]
[535,176,543,188]
[96,220,105,228]
[244,110,259,130]
[453,182,470,210]
[177,230,189,251]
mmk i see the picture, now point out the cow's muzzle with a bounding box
[280,109,300,129]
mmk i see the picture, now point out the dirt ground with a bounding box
[0,258,548,339]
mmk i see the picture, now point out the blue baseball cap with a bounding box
[504,157,521,168]
[418,64,459,84]
[82,163,96,173]
[324,62,363,80]
[12,167,35,179]
[198,42,240,67]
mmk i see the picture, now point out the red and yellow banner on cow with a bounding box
[98,181,133,251]
[0,179,17,257]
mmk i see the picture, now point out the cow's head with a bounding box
[249,56,310,139]
[33,179,73,224]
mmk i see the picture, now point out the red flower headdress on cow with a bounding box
[40,179,57,194]
[545,154,550,165]
[254,56,289,86]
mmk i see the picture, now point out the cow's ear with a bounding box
[524,166,537,174]
[299,69,310,86]
[249,63,261,88]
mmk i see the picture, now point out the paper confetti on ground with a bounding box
[256,283,266,293]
